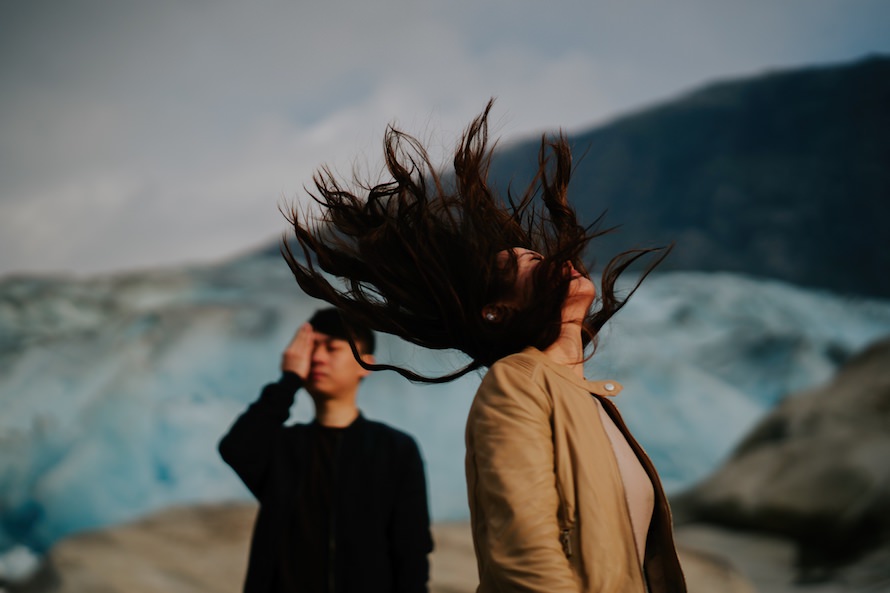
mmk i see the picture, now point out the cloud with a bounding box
[1,0,888,276]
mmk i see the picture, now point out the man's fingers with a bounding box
[287,323,312,348]
[282,323,314,376]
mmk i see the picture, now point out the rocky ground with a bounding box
[674,523,890,593]
[6,502,757,593]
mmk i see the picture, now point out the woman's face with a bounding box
[496,247,595,316]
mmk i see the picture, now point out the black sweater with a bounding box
[219,373,433,593]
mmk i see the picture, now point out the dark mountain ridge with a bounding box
[488,54,890,298]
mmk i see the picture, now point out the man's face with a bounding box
[304,332,373,400]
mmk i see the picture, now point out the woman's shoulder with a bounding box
[486,348,547,377]
[478,349,551,399]
[481,347,600,399]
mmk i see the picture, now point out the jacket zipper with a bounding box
[328,515,337,593]
[559,528,573,558]
[554,438,575,560]
[328,434,343,593]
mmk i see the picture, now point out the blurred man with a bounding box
[219,308,433,593]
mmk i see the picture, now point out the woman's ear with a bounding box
[481,304,509,323]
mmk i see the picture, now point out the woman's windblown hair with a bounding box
[283,100,668,382]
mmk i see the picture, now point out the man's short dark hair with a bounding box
[309,308,376,354]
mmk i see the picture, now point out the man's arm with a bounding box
[217,323,313,498]
[390,436,434,593]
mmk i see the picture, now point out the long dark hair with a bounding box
[283,100,668,382]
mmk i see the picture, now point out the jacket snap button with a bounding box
[604,382,615,391]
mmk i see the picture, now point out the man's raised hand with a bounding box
[281,323,314,379]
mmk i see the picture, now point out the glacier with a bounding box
[2,250,890,559]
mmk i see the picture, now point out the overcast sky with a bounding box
[2,0,888,277]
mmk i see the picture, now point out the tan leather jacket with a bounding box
[465,348,686,593]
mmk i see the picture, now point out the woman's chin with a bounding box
[567,277,596,302]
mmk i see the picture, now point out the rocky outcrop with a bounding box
[10,502,753,593]
[11,503,255,593]
[675,337,890,589]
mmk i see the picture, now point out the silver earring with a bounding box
[485,312,496,321]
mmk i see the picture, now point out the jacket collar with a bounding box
[522,346,623,397]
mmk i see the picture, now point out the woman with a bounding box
[283,101,686,592]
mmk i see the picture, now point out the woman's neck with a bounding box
[542,319,586,378]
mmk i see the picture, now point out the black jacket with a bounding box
[219,372,433,593]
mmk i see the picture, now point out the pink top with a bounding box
[595,398,655,565]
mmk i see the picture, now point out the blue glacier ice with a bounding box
[2,251,890,560]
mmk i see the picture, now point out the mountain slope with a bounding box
[489,55,890,297]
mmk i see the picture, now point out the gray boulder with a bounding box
[674,336,890,585]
